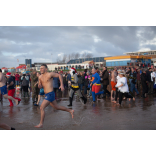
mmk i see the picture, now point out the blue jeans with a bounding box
[79,83,83,91]
[15,81,19,86]
[130,83,139,94]
[89,88,92,96]
[84,86,88,95]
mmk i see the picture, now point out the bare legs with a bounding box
[50,100,74,118]
[0,123,11,130]
[3,94,18,105]
[111,90,116,102]
[36,95,41,105]
[35,99,74,128]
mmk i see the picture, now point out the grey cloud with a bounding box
[0,26,156,68]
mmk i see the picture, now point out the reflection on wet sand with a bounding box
[1,91,156,130]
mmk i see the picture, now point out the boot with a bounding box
[83,96,87,104]
[80,96,87,105]
[67,97,73,107]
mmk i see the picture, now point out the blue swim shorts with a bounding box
[39,88,45,95]
[44,91,55,102]
[0,85,7,95]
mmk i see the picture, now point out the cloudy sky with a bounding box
[0,26,156,68]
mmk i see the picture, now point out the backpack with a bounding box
[22,77,29,86]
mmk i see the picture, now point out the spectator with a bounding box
[141,69,148,98]
[53,77,59,99]
[146,68,154,94]
[84,71,90,95]
[15,72,20,86]
[78,72,85,92]
[21,73,30,97]
[136,69,141,90]
[101,67,110,98]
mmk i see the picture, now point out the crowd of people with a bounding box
[0,64,156,129]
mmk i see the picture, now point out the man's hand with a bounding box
[93,83,97,86]
[34,82,38,87]
[59,85,65,92]
[7,85,9,89]
[38,84,42,89]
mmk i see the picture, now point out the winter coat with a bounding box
[146,70,152,82]
[78,75,85,84]
[141,73,148,93]
[102,70,109,85]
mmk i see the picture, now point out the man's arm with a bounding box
[38,76,42,89]
[7,80,14,88]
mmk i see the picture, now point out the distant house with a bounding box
[16,65,26,73]
[8,67,16,73]
[1,67,8,73]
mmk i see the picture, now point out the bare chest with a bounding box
[41,76,53,85]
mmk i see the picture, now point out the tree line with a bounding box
[57,52,93,63]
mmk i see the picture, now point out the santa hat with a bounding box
[71,67,77,73]
[6,72,11,76]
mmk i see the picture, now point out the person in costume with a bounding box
[68,68,87,107]
[90,68,104,102]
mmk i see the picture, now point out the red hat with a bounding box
[71,67,77,73]
[6,72,11,76]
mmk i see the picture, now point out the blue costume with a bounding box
[91,72,104,102]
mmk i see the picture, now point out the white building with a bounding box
[47,61,91,71]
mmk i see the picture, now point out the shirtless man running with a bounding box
[35,64,74,128]
[110,67,117,101]
[0,69,19,105]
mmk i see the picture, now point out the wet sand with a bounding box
[1,90,156,130]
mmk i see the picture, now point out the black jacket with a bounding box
[146,70,151,82]
[78,75,85,84]
[141,73,148,93]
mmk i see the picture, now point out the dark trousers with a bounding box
[137,80,141,90]
[84,86,88,95]
[118,91,133,105]
[147,81,154,93]
[22,86,29,92]
[0,93,2,101]
[103,85,110,95]
[54,88,58,98]
[115,88,119,101]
